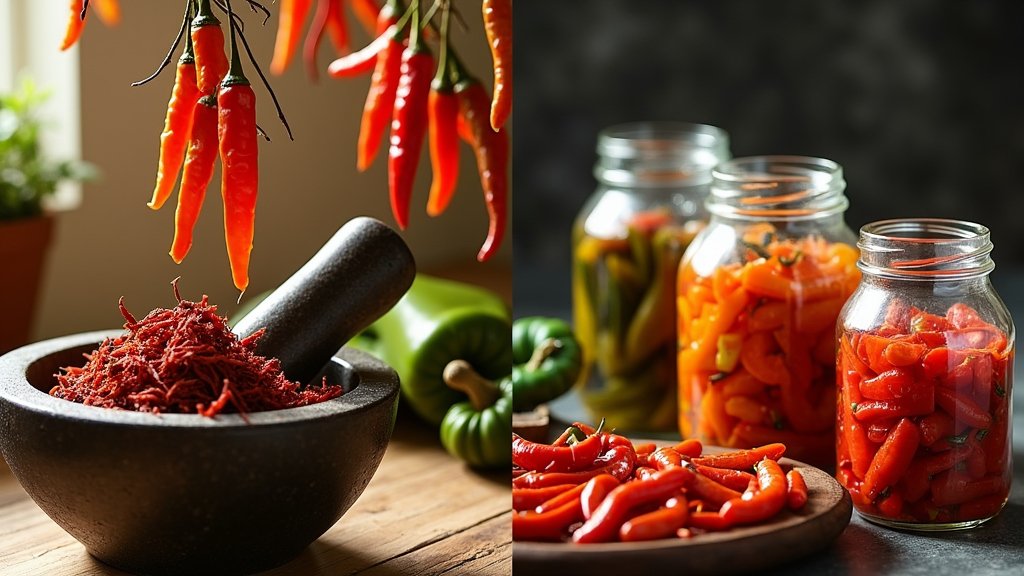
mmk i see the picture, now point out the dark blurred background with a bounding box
[513,0,1024,316]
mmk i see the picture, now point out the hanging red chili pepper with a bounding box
[191,0,229,95]
[303,0,349,81]
[169,96,219,263]
[150,20,199,211]
[218,7,260,293]
[452,56,508,261]
[60,0,121,51]
[482,0,511,131]
[326,0,403,79]
[91,0,121,26]
[425,9,459,217]
[59,0,87,51]
[387,6,433,230]
[350,0,381,34]
[355,1,406,172]
[270,0,314,75]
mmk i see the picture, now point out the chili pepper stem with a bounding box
[443,359,500,411]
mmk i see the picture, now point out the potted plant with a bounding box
[0,80,92,353]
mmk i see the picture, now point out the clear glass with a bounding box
[573,122,730,432]
[676,156,859,467]
[836,219,1013,530]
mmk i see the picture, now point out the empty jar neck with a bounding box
[858,219,995,281]
[708,156,848,222]
[594,122,730,189]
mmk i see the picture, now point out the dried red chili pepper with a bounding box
[191,0,229,95]
[425,13,459,217]
[150,22,200,211]
[303,0,349,81]
[270,0,314,75]
[452,57,508,261]
[386,8,433,230]
[481,0,511,131]
[218,11,260,293]
[169,95,218,263]
[355,0,405,172]
[51,285,343,416]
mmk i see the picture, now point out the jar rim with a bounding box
[596,121,730,159]
[857,218,995,280]
[595,122,730,188]
[708,155,848,221]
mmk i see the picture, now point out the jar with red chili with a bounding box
[836,219,1013,530]
[573,122,730,432]
[676,156,859,467]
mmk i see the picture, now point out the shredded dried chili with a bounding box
[51,283,343,417]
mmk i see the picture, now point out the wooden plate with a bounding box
[513,445,852,576]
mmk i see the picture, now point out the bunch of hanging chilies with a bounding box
[63,0,260,293]
[277,0,511,262]
[60,0,510,293]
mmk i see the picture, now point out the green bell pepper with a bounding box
[349,274,512,426]
[511,316,583,413]
[439,360,512,468]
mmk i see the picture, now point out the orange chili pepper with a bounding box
[719,458,787,525]
[270,0,314,75]
[191,0,229,95]
[60,0,87,51]
[303,0,349,81]
[453,58,508,261]
[150,27,199,211]
[786,468,808,510]
[481,0,511,131]
[169,96,218,264]
[217,10,259,292]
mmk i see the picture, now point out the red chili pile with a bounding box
[512,422,808,543]
[50,285,343,417]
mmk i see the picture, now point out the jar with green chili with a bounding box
[573,122,730,432]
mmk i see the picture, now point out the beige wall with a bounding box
[34,1,509,338]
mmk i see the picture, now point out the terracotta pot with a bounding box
[0,215,54,354]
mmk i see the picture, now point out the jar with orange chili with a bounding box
[573,122,730,433]
[676,156,859,467]
[836,219,1013,530]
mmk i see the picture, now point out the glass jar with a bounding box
[836,219,1013,530]
[676,156,859,466]
[573,122,730,433]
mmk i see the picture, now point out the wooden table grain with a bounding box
[0,415,511,576]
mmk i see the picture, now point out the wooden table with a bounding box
[0,414,511,575]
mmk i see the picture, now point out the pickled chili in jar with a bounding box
[573,122,730,432]
[676,156,859,466]
[836,219,1013,530]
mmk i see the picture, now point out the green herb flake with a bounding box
[976,429,989,440]
[947,429,971,446]
[995,385,1006,397]
[779,250,804,267]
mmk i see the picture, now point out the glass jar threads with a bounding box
[676,156,859,466]
[836,219,1013,530]
[573,122,730,432]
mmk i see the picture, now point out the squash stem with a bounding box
[525,338,561,372]
[443,360,500,411]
